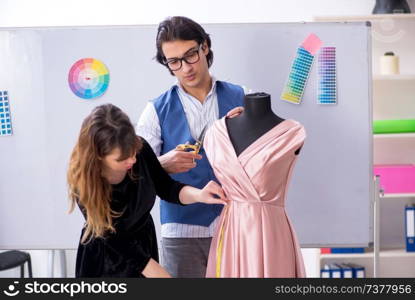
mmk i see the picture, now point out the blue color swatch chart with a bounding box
[318,47,337,104]
[0,91,13,136]
[281,47,314,104]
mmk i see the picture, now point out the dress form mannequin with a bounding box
[204,92,307,277]
[226,92,301,156]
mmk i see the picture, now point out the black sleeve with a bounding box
[139,138,187,205]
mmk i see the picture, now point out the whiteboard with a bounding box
[0,22,372,249]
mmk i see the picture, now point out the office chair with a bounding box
[0,250,33,278]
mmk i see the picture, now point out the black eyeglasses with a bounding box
[163,44,202,71]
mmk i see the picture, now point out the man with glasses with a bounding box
[136,16,244,278]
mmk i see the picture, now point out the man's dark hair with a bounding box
[155,16,214,75]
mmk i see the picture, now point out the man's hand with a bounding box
[159,149,202,174]
[226,106,244,118]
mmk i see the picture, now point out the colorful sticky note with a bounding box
[301,33,323,56]
[318,47,337,105]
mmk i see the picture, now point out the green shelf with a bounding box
[373,119,415,134]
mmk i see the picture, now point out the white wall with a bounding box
[0,0,392,27]
[1,0,414,278]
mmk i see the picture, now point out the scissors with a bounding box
[176,124,208,155]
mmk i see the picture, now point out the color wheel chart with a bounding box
[318,47,337,104]
[68,58,109,99]
[0,91,12,136]
[281,33,322,104]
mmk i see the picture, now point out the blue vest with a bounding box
[153,81,244,226]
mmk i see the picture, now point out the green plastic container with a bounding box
[373,119,415,134]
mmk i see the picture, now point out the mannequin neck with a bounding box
[225,92,285,156]
[243,92,274,119]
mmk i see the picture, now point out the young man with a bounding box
[136,16,244,278]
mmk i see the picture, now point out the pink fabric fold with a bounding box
[204,117,306,278]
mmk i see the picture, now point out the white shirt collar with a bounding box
[175,74,217,101]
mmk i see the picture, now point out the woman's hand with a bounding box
[142,258,172,278]
[197,180,228,205]
[179,181,228,205]
[226,106,244,119]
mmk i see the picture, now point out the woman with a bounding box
[67,104,227,277]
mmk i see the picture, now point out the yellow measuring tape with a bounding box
[215,205,229,278]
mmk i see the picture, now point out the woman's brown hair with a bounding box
[67,104,142,243]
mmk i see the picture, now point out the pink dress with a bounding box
[204,118,306,278]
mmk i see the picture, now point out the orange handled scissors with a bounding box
[175,124,208,155]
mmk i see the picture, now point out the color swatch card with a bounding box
[281,33,322,104]
[68,58,110,99]
[318,47,337,104]
[0,90,12,136]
